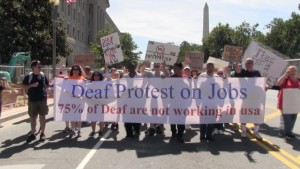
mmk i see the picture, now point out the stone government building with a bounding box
[57,0,119,66]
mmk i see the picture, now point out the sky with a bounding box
[107,0,299,60]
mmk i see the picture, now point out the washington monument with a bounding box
[203,2,209,41]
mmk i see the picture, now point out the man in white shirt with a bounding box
[198,62,218,142]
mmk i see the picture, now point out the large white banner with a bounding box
[243,40,288,86]
[145,41,180,66]
[54,78,266,124]
[100,32,124,65]
[283,89,300,114]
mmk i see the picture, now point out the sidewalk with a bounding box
[0,98,54,123]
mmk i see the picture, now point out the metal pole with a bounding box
[52,5,57,80]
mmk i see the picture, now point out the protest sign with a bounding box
[54,77,266,124]
[207,57,230,69]
[145,41,180,65]
[74,54,95,67]
[100,32,123,65]
[243,40,288,86]
[222,45,244,64]
[283,89,300,114]
[184,51,204,70]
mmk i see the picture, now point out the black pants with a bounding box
[171,124,185,137]
[125,123,141,136]
[215,123,223,130]
[200,124,214,137]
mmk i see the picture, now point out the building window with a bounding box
[77,30,80,41]
[73,27,75,38]
[73,9,76,20]
[67,4,71,16]
[78,13,80,24]
[67,24,70,36]
[82,32,84,42]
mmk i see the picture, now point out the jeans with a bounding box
[282,114,297,135]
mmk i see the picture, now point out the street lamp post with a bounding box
[50,0,59,79]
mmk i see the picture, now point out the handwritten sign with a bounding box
[100,32,123,65]
[207,57,230,69]
[74,54,95,67]
[222,45,244,64]
[243,40,288,86]
[283,89,300,114]
[145,41,180,65]
[184,51,204,70]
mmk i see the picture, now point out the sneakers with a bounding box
[26,134,36,143]
[98,131,103,137]
[111,123,119,130]
[278,130,286,138]
[156,126,163,134]
[212,129,218,135]
[77,130,81,137]
[218,130,224,135]
[254,132,262,140]
[63,127,71,133]
[39,133,46,142]
[148,128,155,136]
[241,131,247,138]
[286,134,296,140]
[89,132,95,137]
[69,130,76,138]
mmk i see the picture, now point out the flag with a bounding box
[66,0,76,5]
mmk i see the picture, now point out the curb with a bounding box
[0,103,54,123]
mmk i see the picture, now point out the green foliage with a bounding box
[91,26,141,68]
[177,41,202,63]
[203,23,235,59]
[203,22,265,59]
[0,0,70,64]
[265,12,300,58]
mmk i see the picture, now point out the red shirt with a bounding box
[277,78,300,110]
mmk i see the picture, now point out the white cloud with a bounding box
[107,0,299,53]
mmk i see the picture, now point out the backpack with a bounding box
[26,72,47,95]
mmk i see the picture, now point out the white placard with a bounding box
[283,89,300,114]
[145,41,180,66]
[100,32,124,65]
[54,77,266,124]
[207,57,230,69]
[243,40,288,86]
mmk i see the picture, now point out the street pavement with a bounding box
[0,90,299,169]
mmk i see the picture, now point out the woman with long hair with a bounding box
[68,65,86,138]
[89,71,106,137]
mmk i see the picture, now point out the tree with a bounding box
[203,22,265,60]
[177,41,202,63]
[233,22,265,48]
[91,26,141,68]
[203,23,235,59]
[265,12,300,58]
[0,0,70,64]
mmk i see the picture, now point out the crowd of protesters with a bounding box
[0,59,297,144]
